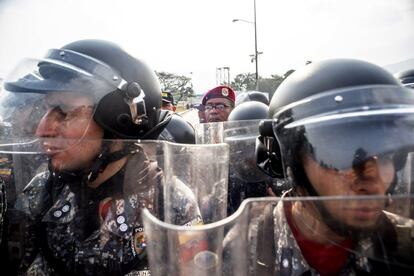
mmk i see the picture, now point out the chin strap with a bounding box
[88,110,173,181]
[86,143,138,182]
[86,144,110,182]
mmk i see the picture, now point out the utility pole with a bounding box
[253,0,259,89]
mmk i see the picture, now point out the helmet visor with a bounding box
[275,86,414,194]
[3,48,124,97]
[0,49,128,147]
[286,114,414,170]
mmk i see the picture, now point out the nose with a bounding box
[35,109,61,137]
[348,158,385,195]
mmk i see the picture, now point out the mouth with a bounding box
[208,117,221,122]
[344,206,383,220]
[41,142,64,155]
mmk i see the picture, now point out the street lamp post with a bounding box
[233,0,261,90]
[253,0,258,89]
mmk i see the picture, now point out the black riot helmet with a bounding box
[1,39,167,181]
[267,58,399,116]
[158,111,196,144]
[2,39,163,139]
[227,101,269,182]
[61,39,162,138]
[235,91,269,106]
[256,58,414,196]
[394,69,414,89]
[228,101,268,121]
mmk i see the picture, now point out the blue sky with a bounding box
[0,0,413,93]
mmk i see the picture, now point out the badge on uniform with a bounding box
[221,87,229,96]
[51,201,71,219]
[132,225,146,256]
[99,197,113,222]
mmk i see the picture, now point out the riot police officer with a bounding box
[255,58,414,275]
[1,39,201,275]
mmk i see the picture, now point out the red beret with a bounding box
[201,85,236,105]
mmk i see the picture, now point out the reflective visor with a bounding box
[274,86,414,172]
[289,112,414,171]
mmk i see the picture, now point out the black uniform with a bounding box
[16,150,201,275]
[254,200,414,276]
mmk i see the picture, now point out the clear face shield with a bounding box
[142,195,414,276]
[0,48,148,152]
[2,139,228,274]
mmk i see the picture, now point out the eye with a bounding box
[216,104,226,110]
[53,106,67,117]
[53,105,92,121]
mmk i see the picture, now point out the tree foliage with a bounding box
[156,71,194,102]
[230,68,299,100]
[230,73,257,91]
[230,73,284,99]
[258,74,284,98]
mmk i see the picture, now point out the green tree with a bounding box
[257,74,284,98]
[230,73,256,91]
[231,73,284,99]
[156,71,194,103]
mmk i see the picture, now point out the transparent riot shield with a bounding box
[142,194,414,276]
[195,120,284,215]
[161,141,229,224]
[0,138,228,275]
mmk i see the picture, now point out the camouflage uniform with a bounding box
[255,201,414,276]
[0,177,6,246]
[16,150,201,276]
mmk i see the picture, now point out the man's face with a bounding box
[302,154,395,229]
[204,98,233,123]
[161,101,176,112]
[35,93,104,172]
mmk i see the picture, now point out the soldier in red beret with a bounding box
[201,85,235,122]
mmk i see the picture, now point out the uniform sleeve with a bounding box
[15,171,51,218]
